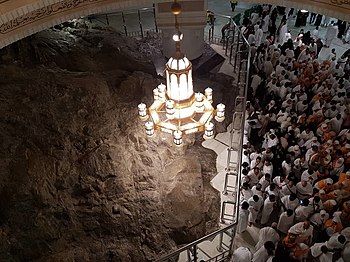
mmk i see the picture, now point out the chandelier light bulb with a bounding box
[158,83,166,101]
[215,103,226,122]
[138,103,148,121]
[145,121,155,137]
[195,93,205,113]
[166,100,175,119]
[203,122,214,140]
[173,130,183,146]
[172,32,183,42]
[153,88,159,100]
[205,87,213,103]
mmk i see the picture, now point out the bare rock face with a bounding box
[0,21,220,261]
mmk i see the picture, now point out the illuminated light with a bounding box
[195,93,205,113]
[203,122,214,140]
[136,0,225,145]
[301,9,308,13]
[158,84,166,101]
[205,87,213,103]
[138,103,148,121]
[215,103,226,122]
[172,32,183,41]
[166,100,175,119]
[145,121,155,137]
[173,130,183,146]
[153,88,159,100]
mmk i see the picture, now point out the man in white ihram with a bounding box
[324,21,338,48]
[255,222,280,250]
[230,247,252,262]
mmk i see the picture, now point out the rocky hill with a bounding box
[0,21,231,261]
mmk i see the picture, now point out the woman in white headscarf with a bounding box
[330,157,344,177]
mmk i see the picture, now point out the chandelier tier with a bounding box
[137,0,225,146]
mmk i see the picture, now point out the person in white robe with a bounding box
[253,241,275,262]
[241,182,253,201]
[285,30,292,42]
[255,26,264,47]
[312,26,319,40]
[288,221,314,244]
[295,198,314,221]
[278,23,288,44]
[280,181,297,197]
[281,194,299,211]
[230,247,252,262]
[324,21,338,47]
[296,180,313,199]
[262,14,270,33]
[310,210,329,228]
[263,58,274,78]
[342,242,350,261]
[248,195,264,225]
[310,244,334,262]
[252,183,264,197]
[277,209,294,234]
[260,194,276,225]
[255,223,280,250]
[237,202,250,234]
[326,233,346,250]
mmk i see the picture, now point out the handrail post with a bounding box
[193,245,198,262]
[153,4,158,33]
[217,232,224,252]
[138,10,144,37]
[105,14,109,25]
[121,12,127,36]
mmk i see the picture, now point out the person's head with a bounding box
[255,183,262,191]
[242,162,249,169]
[269,194,276,202]
[321,245,328,254]
[338,235,346,244]
[242,182,250,189]
[303,220,310,229]
[301,180,308,187]
[264,241,275,255]
[289,193,297,201]
[242,201,249,210]
[301,198,310,206]
[254,167,260,174]
[265,173,271,180]
[314,196,321,203]
[253,195,259,202]
[269,183,276,191]
[271,222,277,229]
[286,209,293,217]
[242,169,248,176]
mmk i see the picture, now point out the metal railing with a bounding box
[88,5,158,37]
[221,20,251,226]
[155,223,236,262]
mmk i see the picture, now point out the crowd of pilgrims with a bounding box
[229,4,350,262]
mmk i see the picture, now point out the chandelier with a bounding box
[137,0,225,146]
